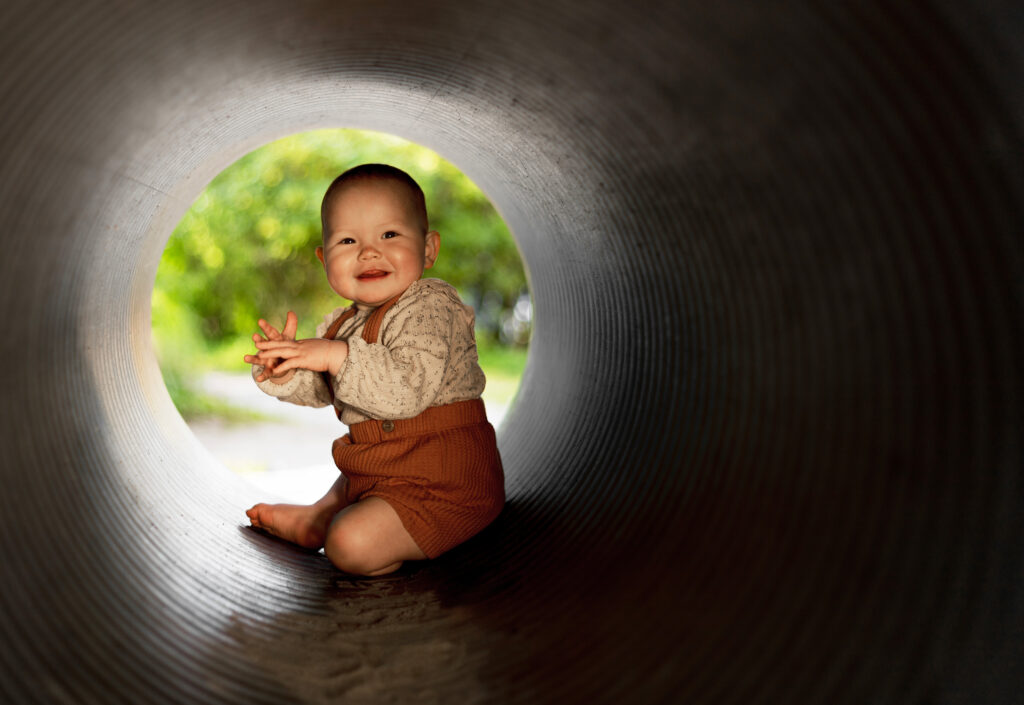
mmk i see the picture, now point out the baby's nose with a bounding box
[359,245,381,258]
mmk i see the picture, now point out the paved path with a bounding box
[188,371,507,503]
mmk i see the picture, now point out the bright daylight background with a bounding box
[152,129,530,502]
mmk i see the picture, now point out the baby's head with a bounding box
[316,164,440,307]
[320,164,429,238]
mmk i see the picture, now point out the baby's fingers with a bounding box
[256,349,300,365]
[254,339,297,352]
[245,354,274,382]
[282,311,298,340]
[271,358,300,375]
[258,318,283,341]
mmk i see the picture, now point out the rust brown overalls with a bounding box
[320,293,505,559]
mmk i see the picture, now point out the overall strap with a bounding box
[360,292,404,344]
[322,306,357,341]
[320,306,357,414]
[320,291,405,417]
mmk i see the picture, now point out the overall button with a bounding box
[381,420,395,432]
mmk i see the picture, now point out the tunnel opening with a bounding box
[150,127,531,503]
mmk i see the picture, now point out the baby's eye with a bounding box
[338,237,356,245]
[382,230,399,239]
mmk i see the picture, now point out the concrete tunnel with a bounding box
[1,0,1023,702]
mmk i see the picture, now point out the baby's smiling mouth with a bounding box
[357,269,389,280]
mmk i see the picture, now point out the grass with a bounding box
[477,340,528,407]
[160,362,275,423]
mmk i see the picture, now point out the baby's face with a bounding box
[317,180,439,308]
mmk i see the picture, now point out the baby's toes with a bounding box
[246,504,265,526]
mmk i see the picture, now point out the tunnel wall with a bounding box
[1,0,1023,702]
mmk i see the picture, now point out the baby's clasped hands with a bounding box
[244,310,350,381]
[243,310,297,382]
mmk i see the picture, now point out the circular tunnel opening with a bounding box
[151,127,531,503]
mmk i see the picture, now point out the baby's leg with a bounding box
[246,474,349,550]
[323,497,427,576]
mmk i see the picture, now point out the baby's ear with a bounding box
[315,246,325,266]
[423,231,440,269]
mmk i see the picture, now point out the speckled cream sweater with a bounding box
[251,278,486,426]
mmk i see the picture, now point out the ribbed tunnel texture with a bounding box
[1,0,1023,702]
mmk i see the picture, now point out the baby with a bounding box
[244,163,505,576]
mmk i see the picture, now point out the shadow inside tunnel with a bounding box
[226,500,542,703]
[225,496,725,702]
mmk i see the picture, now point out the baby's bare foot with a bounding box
[246,503,333,550]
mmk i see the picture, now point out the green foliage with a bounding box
[152,129,529,420]
[151,288,271,422]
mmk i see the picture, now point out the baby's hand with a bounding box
[252,337,349,377]
[244,311,298,382]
